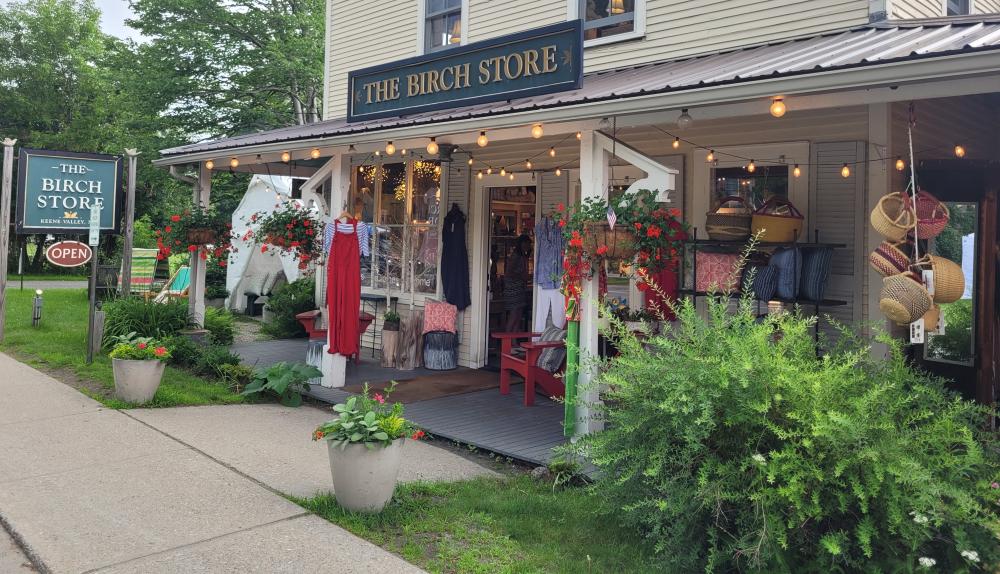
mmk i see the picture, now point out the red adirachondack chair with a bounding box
[490,332,565,406]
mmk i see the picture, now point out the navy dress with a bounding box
[441,205,471,310]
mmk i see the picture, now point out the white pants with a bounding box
[533,288,566,332]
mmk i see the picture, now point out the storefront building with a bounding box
[155,1,1000,438]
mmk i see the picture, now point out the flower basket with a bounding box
[908,189,950,240]
[245,204,323,271]
[156,206,234,266]
[186,228,217,245]
[705,196,752,241]
[870,193,915,242]
[583,222,635,260]
[879,272,932,325]
[912,254,965,304]
[868,240,911,277]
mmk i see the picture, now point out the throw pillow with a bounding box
[770,247,802,300]
[422,301,457,334]
[800,247,834,301]
[536,323,566,373]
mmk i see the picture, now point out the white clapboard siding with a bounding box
[539,170,569,213]
[891,0,943,18]
[977,0,1000,13]
[443,162,476,367]
[809,141,866,343]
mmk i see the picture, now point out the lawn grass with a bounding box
[295,475,659,574]
[1,288,243,408]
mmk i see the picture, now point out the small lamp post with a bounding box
[31,289,43,327]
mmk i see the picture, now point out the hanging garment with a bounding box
[326,220,362,356]
[534,287,566,332]
[534,217,564,289]
[441,204,471,310]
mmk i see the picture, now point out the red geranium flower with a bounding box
[306,229,314,236]
[164,226,171,233]
[411,430,426,440]
[596,245,608,256]
[154,347,167,357]
[261,245,268,253]
[170,215,181,222]
[137,342,147,350]
[634,222,643,231]
[303,220,311,227]
[219,260,227,267]
[646,224,662,238]
[556,202,565,212]
[187,244,197,252]
[558,219,566,227]
[286,224,294,229]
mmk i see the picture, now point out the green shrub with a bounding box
[162,334,202,368]
[242,361,321,407]
[205,284,229,300]
[103,297,191,348]
[204,307,235,345]
[260,278,316,339]
[218,363,254,393]
[576,293,1000,572]
[194,345,241,379]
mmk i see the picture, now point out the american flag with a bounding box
[606,206,617,229]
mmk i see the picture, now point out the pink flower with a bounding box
[991,482,999,489]
[373,393,385,404]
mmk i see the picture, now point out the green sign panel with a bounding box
[347,20,582,122]
[16,149,122,235]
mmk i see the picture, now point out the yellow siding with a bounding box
[976,0,1000,13]
[891,0,943,18]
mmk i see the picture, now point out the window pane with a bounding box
[925,202,977,365]
[427,0,461,15]
[351,165,376,222]
[947,0,970,15]
[710,165,788,212]
[582,0,635,40]
[410,225,438,294]
[426,12,461,51]
[372,225,404,292]
[379,163,407,225]
[410,161,441,224]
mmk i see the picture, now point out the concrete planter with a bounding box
[326,438,404,512]
[111,359,166,404]
[206,298,226,309]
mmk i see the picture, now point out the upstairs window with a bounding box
[425,0,462,53]
[947,0,971,15]
[580,0,636,41]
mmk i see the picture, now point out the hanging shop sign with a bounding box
[347,20,582,122]
[16,148,122,235]
[45,241,93,268]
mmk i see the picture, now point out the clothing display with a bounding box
[441,204,471,310]
[326,219,362,356]
[534,217,564,289]
[503,248,530,310]
[534,287,566,332]
[323,220,371,257]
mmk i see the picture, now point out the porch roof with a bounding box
[157,19,1000,163]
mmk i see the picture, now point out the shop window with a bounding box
[946,0,971,15]
[578,0,643,43]
[925,201,977,366]
[424,0,462,53]
[710,165,789,213]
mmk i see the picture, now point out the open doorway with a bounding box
[485,184,537,367]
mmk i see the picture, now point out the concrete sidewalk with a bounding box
[0,352,425,574]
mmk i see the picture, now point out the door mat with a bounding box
[342,369,501,403]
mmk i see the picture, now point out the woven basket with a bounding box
[751,197,804,243]
[908,189,950,240]
[879,272,933,325]
[922,305,940,332]
[870,193,916,242]
[706,196,752,241]
[583,222,636,260]
[912,254,965,304]
[868,240,911,277]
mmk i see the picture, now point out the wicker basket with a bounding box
[922,305,940,332]
[879,272,933,325]
[186,228,218,245]
[908,189,950,240]
[706,196,752,241]
[868,240,911,277]
[912,254,965,304]
[583,222,636,260]
[870,193,915,241]
[751,197,804,243]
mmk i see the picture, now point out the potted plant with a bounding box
[206,284,229,308]
[244,203,324,271]
[156,206,235,265]
[312,384,425,512]
[108,335,171,403]
[382,310,400,331]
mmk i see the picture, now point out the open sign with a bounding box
[45,241,93,268]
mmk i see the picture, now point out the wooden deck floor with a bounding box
[306,381,568,466]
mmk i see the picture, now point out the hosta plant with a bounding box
[241,361,321,407]
[313,383,424,448]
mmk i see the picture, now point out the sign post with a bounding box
[120,149,139,296]
[86,205,100,364]
[0,138,16,342]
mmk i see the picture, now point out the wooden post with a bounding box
[0,138,16,342]
[189,162,211,326]
[120,149,139,297]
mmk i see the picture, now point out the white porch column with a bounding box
[575,130,609,436]
[867,103,892,359]
[321,152,351,388]
[189,162,211,326]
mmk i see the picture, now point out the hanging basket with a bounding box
[186,228,218,245]
[879,272,933,325]
[751,197,804,243]
[870,193,916,242]
[705,196,753,241]
[922,304,940,332]
[908,189,950,240]
[912,254,965,304]
[583,222,636,260]
[868,240,911,277]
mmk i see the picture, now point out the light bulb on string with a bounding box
[358,166,364,173]
[793,164,801,178]
[548,147,556,157]
[477,170,483,180]
[841,164,851,178]
[205,160,215,170]
[555,168,562,176]
[530,124,543,139]
[954,144,966,158]
[895,157,905,171]
[467,156,474,166]
[509,173,515,181]
[348,145,356,152]
[500,167,506,176]
[375,150,380,156]
[672,137,680,149]
[747,160,756,173]
[676,108,693,130]
[477,131,488,147]
[401,148,407,156]
[486,167,493,175]
[706,149,715,162]
[385,141,396,155]
[769,97,786,118]
[310,148,321,159]
[526,159,532,169]
[426,137,439,155]
[434,164,441,175]
[575,131,582,140]
[281,151,291,163]
[229,157,239,169]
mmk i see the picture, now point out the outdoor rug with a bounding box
[343,369,501,403]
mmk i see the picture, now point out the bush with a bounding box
[577,292,1000,571]
[204,307,235,345]
[260,278,316,339]
[205,284,229,300]
[194,345,242,379]
[103,297,191,348]
[162,334,202,369]
[218,363,254,394]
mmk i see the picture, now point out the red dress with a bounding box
[326,220,361,356]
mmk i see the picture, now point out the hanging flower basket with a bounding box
[156,206,234,266]
[583,222,635,260]
[244,203,324,271]
[186,228,218,245]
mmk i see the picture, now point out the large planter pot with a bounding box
[111,359,166,403]
[326,438,405,512]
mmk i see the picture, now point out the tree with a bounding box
[126,0,326,137]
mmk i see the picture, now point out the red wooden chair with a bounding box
[491,332,565,406]
[296,310,375,365]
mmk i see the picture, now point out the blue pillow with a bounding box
[770,247,801,300]
[800,247,834,302]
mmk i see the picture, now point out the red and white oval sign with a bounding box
[45,241,93,268]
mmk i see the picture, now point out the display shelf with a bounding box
[677,289,847,307]
[684,239,846,249]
